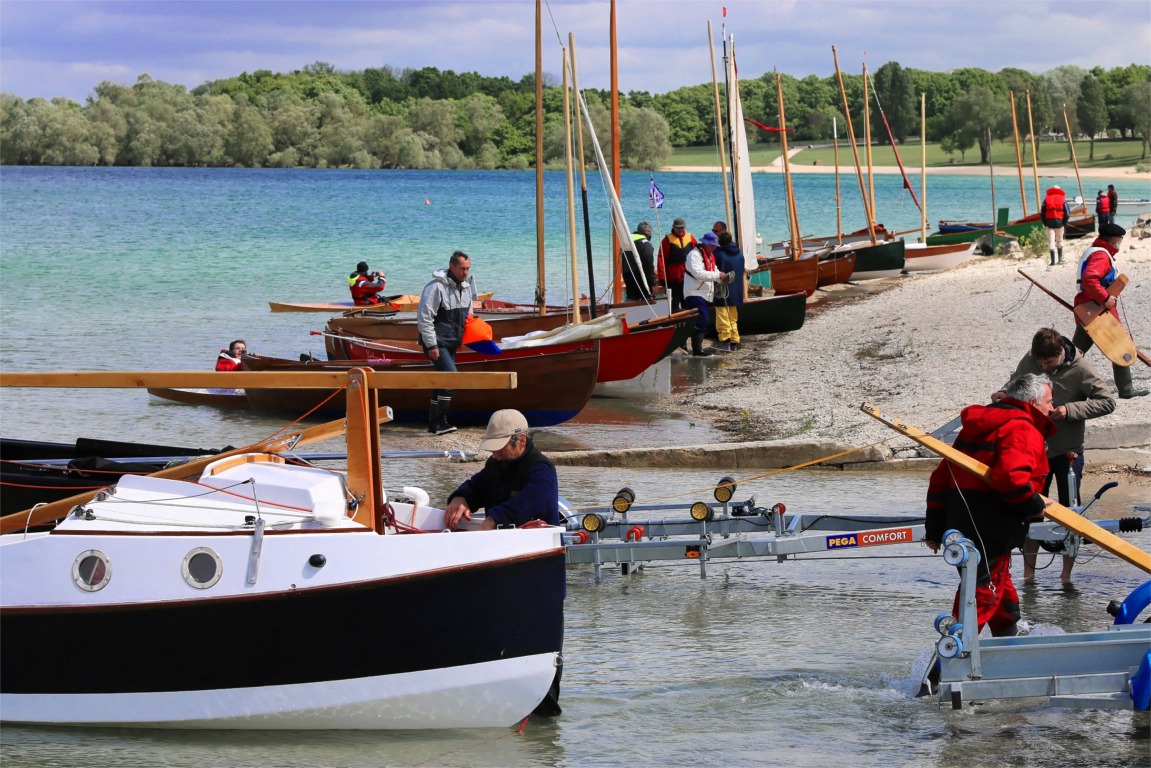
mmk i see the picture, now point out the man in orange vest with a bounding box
[1040,185,1070,266]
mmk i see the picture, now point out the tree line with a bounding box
[1,60,1147,169]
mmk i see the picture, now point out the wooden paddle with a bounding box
[860,402,1150,573]
[1017,269,1147,368]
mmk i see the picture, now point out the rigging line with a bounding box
[257,382,350,446]
[1001,281,1034,318]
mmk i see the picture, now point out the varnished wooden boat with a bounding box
[816,251,855,287]
[748,255,820,296]
[242,345,599,427]
[147,387,250,408]
[903,241,976,272]
[269,292,494,313]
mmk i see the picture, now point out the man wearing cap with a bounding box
[622,221,656,302]
[348,261,387,305]
[657,218,697,313]
[443,409,560,530]
[1073,222,1148,399]
[1040,185,1070,266]
[683,232,731,357]
[418,250,478,434]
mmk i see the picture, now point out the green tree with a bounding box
[226,102,274,166]
[1122,80,1151,159]
[942,87,1010,163]
[1076,74,1107,160]
[619,106,672,170]
[871,62,916,144]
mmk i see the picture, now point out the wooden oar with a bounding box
[1017,270,1148,367]
[0,407,393,535]
[860,402,1150,573]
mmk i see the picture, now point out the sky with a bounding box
[1,0,1149,103]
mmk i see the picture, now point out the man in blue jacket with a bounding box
[443,409,560,530]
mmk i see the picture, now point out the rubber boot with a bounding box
[1057,246,1064,265]
[431,395,457,434]
[690,332,715,357]
[1048,250,1056,266]
[426,398,441,434]
[1115,366,1150,399]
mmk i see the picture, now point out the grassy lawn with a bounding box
[670,139,1148,169]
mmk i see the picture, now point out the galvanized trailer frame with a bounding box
[925,529,1151,711]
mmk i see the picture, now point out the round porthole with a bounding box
[182,548,223,589]
[72,550,112,592]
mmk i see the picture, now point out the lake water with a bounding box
[1,167,1148,766]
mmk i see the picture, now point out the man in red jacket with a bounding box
[925,373,1055,636]
[1073,222,1148,399]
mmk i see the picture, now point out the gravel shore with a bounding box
[676,228,1151,471]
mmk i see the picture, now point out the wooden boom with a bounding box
[860,402,1150,573]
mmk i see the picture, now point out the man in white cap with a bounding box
[443,409,560,530]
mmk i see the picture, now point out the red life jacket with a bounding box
[349,273,386,305]
[1096,195,1111,214]
[1041,188,1066,225]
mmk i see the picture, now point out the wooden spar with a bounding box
[1017,270,1150,367]
[832,46,876,244]
[834,116,843,243]
[863,62,875,229]
[860,402,1151,573]
[708,20,733,228]
[0,371,517,390]
[726,35,745,248]
[569,33,598,319]
[1026,90,1041,214]
[1009,90,1028,217]
[776,73,801,259]
[534,0,546,313]
[988,127,998,252]
[610,0,622,303]
[920,92,927,242]
[344,369,385,532]
[562,47,581,325]
[1062,105,1086,210]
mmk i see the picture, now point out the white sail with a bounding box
[726,36,759,270]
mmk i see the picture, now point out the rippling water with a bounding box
[1,168,1147,766]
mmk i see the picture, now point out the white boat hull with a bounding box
[1,654,559,729]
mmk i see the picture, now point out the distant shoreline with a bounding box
[661,163,1151,180]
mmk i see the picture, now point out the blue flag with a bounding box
[649,177,664,209]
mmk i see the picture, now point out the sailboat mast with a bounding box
[863,62,875,228]
[1009,91,1028,217]
[776,73,801,259]
[1026,90,1041,214]
[1062,105,1086,211]
[920,92,927,242]
[834,116,842,243]
[832,45,876,244]
[562,47,581,325]
[534,0,546,313]
[570,32,597,319]
[610,0,622,303]
[988,127,998,252]
[708,20,733,227]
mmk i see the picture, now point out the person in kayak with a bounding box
[348,261,387,305]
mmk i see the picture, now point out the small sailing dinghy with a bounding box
[0,368,566,729]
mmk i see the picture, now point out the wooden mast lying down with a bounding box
[860,402,1150,573]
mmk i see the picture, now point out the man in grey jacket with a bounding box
[417,250,477,435]
[993,327,1115,583]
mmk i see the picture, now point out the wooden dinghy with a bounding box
[902,241,976,273]
[842,239,905,281]
[243,346,600,427]
[269,292,494,313]
[748,255,820,296]
[147,387,250,408]
[0,368,565,729]
[816,250,856,287]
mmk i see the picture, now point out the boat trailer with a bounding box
[557,478,1148,585]
[922,528,1151,711]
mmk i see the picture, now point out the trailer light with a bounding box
[713,476,736,503]
[690,502,713,522]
